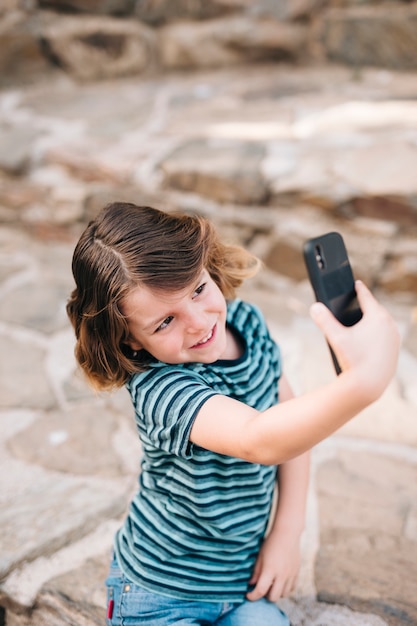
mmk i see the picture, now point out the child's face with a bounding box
[121,269,229,365]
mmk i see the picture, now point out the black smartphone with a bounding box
[303,232,362,374]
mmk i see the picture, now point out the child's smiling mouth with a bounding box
[192,325,216,348]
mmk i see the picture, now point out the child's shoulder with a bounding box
[127,361,206,394]
[227,298,267,328]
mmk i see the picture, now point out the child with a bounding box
[67,202,400,626]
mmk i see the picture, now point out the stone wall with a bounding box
[1,0,417,296]
[3,0,417,85]
[1,6,417,626]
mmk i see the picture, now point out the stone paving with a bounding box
[0,63,417,625]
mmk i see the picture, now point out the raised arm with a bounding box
[190,281,400,465]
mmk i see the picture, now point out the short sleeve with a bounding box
[128,367,218,458]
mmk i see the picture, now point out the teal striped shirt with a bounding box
[115,299,281,601]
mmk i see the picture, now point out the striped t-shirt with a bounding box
[115,299,281,601]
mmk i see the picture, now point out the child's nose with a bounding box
[184,308,206,333]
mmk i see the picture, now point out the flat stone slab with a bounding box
[282,597,389,626]
[0,125,40,175]
[0,334,55,410]
[0,469,128,582]
[159,138,269,204]
[315,447,417,625]
[2,519,118,617]
[7,403,136,478]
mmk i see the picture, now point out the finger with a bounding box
[310,280,372,334]
[246,574,273,601]
[354,279,375,312]
[354,280,400,346]
[267,579,284,603]
[309,301,344,337]
[281,575,297,598]
[268,574,297,602]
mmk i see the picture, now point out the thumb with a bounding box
[310,302,348,372]
[309,301,344,339]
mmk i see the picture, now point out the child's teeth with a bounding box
[200,329,213,344]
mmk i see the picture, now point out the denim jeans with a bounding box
[105,552,290,626]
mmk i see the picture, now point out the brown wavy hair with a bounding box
[67,202,261,390]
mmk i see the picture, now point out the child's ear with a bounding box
[125,339,143,352]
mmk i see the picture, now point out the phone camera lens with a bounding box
[315,245,325,269]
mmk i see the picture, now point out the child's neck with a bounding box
[222,327,245,360]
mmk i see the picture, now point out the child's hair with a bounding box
[67,202,261,390]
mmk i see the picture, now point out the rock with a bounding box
[0,12,51,86]
[0,472,128,582]
[133,0,238,25]
[0,0,29,15]
[338,377,417,446]
[265,142,353,209]
[158,15,307,69]
[0,125,40,175]
[83,185,166,223]
[42,145,133,185]
[332,141,417,202]
[247,0,327,22]
[340,195,417,228]
[264,235,309,282]
[40,12,157,81]
[281,596,389,626]
[5,0,417,88]
[6,590,102,625]
[31,555,108,625]
[0,280,70,333]
[379,255,417,293]
[376,237,417,292]
[264,130,417,234]
[7,404,136,478]
[315,450,417,626]
[160,139,269,204]
[38,0,134,14]
[3,522,117,622]
[322,5,417,70]
[0,335,55,410]
[0,176,48,215]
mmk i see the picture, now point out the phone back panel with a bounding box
[303,232,362,327]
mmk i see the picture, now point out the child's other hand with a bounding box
[310,280,400,400]
[246,530,301,602]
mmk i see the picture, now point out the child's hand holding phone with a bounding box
[310,280,400,399]
[304,232,400,400]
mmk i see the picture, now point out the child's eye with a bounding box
[193,283,206,298]
[156,316,173,332]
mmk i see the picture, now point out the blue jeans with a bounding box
[105,553,290,625]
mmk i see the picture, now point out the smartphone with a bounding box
[303,232,362,374]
